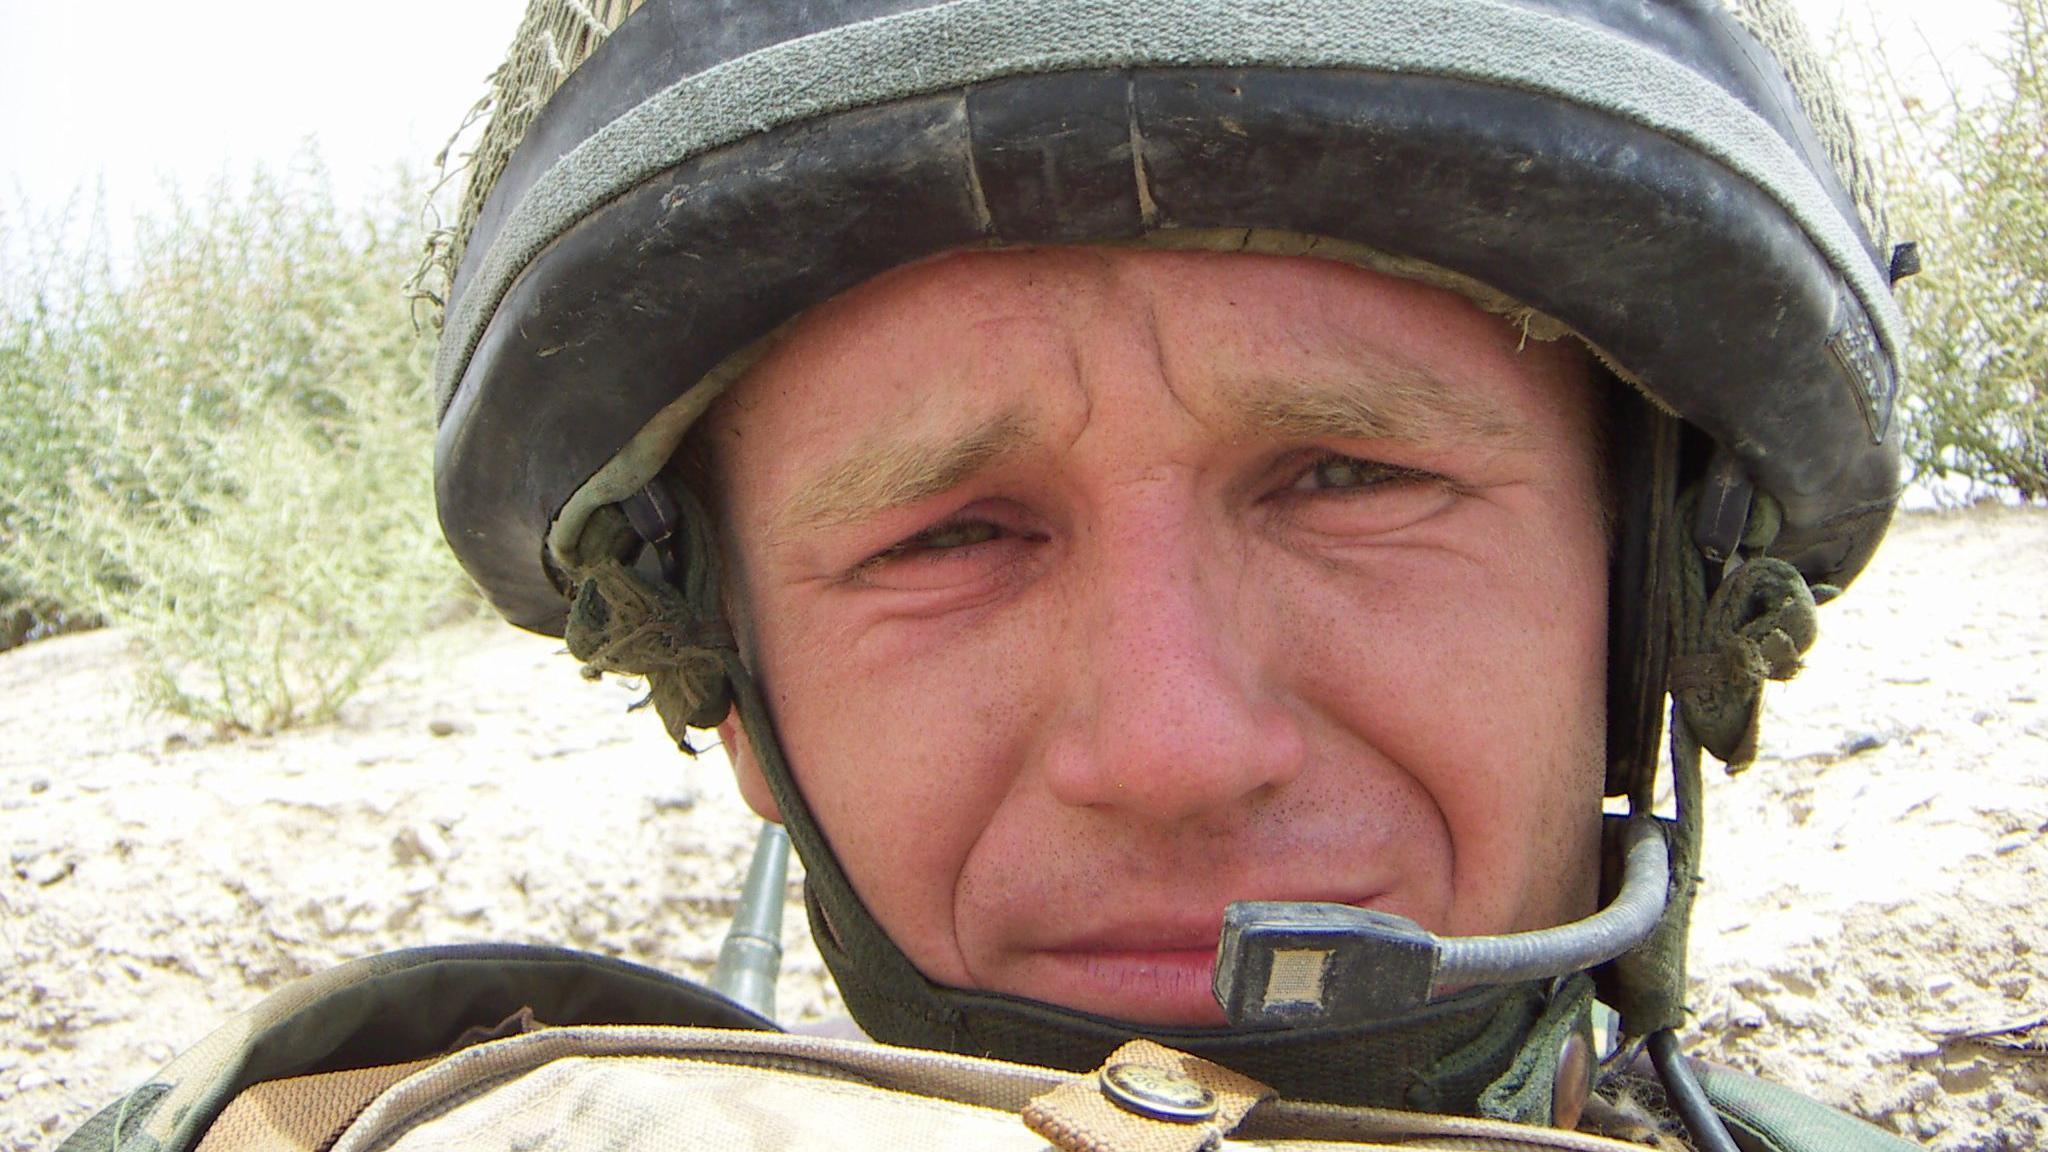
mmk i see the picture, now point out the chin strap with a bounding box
[1610,477,1820,1036]
[1608,458,1822,1152]
[560,463,1820,1135]
[683,563,1594,1119]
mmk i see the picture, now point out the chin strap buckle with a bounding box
[623,481,685,584]
[1693,450,1755,579]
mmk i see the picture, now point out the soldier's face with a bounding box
[709,248,1609,1026]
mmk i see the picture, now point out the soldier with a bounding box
[63,2,1923,1149]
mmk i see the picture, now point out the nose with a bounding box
[1041,501,1307,824]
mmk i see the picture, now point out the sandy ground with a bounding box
[2,505,2043,1151]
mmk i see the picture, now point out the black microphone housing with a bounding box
[1213,902,1441,1028]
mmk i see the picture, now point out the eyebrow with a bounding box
[778,409,1035,531]
[774,361,1525,532]
[1232,361,1528,450]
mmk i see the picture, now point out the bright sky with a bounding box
[0,0,2020,241]
[0,0,519,239]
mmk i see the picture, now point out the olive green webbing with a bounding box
[1605,489,1822,1038]
[57,945,774,1152]
[1696,1064,1922,1152]
[1479,974,1597,1124]
[1601,714,1708,1040]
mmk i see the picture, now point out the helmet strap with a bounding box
[712,526,1592,1118]
[1597,415,1824,1037]
[565,434,1817,1115]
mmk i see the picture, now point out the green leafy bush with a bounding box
[0,159,474,729]
[1869,0,2048,498]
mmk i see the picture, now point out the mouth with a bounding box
[1022,895,1386,1027]
[1032,947,1229,1026]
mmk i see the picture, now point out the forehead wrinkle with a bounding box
[778,409,1036,532]
[1232,361,1530,450]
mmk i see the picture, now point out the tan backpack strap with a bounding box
[195,1061,436,1152]
[1023,1040,1275,1152]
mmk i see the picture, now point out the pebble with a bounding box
[1769,993,1821,1030]
[649,791,699,813]
[1726,997,1768,1030]
[27,777,49,794]
[16,1070,51,1092]
[391,824,453,866]
[1898,1036,1943,1059]
[427,718,469,738]
[24,855,71,886]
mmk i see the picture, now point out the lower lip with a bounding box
[1037,949,1229,1026]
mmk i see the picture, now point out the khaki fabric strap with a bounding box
[1024,1039,1275,1152]
[188,1024,1668,1152]
[195,1060,434,1152]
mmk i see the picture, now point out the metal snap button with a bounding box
[1553,1030,1595,1131]
[1098,1062,1220,1123]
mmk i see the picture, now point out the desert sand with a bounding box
[2,505,2043,1150]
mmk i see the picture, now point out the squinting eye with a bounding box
[1290,455,1410,492]
[910,520,1001,551]
[867,519,1004,567]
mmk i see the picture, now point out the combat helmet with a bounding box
[424,0,1911,1143]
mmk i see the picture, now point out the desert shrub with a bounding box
[1865,0,2048,498]
[0,158,474,729]
[0,214,108,649]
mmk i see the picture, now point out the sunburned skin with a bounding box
[710,247,1610,1026]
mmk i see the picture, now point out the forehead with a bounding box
[701,247,1585,503]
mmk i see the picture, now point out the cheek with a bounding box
[752,593,1053,987]
[1263,501,1608,933]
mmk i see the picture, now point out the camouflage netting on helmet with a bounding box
[561,500,735,751]
[416,0,646,320]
